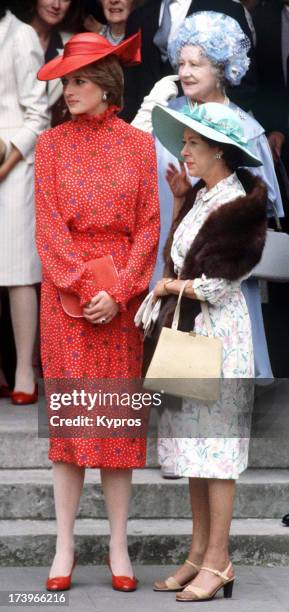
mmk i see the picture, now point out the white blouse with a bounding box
[172,172,246,278]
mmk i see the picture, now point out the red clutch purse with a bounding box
[59,255,119,318]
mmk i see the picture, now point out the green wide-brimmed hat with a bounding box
[152,102,262,167]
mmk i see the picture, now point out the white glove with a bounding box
[134,291,161,337]
[131,75,179,133]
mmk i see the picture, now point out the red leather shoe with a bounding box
[0,385,11,398]
[107,556,138,592]
[11,384,38,405]
[46,556,77,591]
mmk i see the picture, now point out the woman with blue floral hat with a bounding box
[133,11,282,385]
[147,101,267,602]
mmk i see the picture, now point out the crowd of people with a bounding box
[0,0,288,602]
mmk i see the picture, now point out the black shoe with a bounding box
[282,513,289,526]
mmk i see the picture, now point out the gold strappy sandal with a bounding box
[176,561,235,602]
[153,560,200,592]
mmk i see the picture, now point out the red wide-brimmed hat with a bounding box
[37,31,141,81]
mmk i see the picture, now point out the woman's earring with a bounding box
[102,92,108,102]
[215,152,222,159]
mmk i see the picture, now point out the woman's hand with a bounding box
[152,278,172,302]
[0,145,22,183]
[0,164,10,183]
[131,75,179,133]
[83,291,119,324]
[153,278,196,302]
[0,138,7,165]
[166,161,191,198]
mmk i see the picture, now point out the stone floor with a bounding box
[0,565,288,612]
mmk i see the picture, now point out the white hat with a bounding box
[152,102,262,167]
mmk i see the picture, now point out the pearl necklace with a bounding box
[186,95,230,110]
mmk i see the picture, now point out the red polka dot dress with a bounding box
[35,107,160,468]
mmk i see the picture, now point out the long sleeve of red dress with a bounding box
[35,130,100,307]
[107,134,160,309]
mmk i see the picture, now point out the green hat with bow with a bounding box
[152,102,262,167]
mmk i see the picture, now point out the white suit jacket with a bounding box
[0,10,49,162]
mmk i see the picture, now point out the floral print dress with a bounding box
[158,173,254,479]
[35,108,160,468]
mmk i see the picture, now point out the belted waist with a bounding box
[70,230,132,266]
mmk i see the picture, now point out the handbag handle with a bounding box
[271,200,282,232]
[273,157,289,232]
[277,156,289,201]
[171,280,214,338]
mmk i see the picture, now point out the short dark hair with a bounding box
[201,135,245,171]
[0,1,8,19]
[79,56,124,109]
[220,143,246,171]
[12,0,81,31]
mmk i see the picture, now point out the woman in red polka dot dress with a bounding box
[35,32,159,591]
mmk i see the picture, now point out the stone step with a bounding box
[0,468,288,520]
[1,386,289,468]
[0,518,288,567]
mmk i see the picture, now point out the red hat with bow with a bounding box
[37,31,141,81]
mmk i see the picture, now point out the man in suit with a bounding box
[123,0,256,121]
[253,0,289,387]
[253,0,289,162]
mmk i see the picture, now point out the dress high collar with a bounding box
[74,105,119,127]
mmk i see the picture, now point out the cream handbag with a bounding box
[144,281,223,403]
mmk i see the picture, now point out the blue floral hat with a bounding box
[152,102,262,167]
[168,11,251,86]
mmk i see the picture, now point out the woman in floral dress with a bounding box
[35,32,159,591]
[150,102,267,601]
